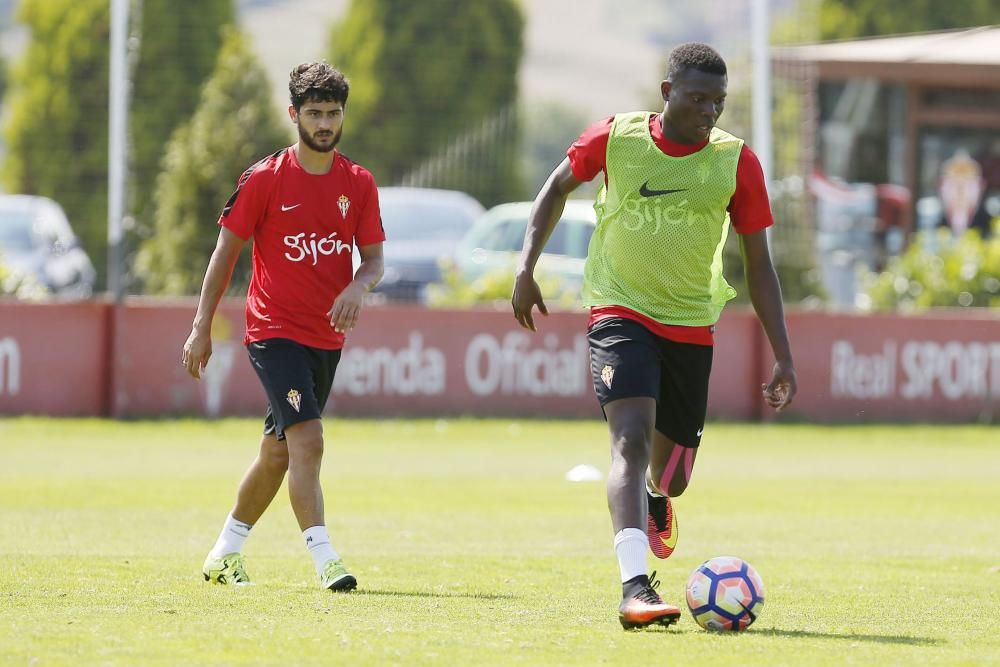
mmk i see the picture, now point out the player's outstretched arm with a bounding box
[183,227,246,380]
[512,158,583,331]
[329,241,383,333]
[739,230,797,410]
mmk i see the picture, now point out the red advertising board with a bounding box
[108,299,761,420]
[110,298,252,417]
[780,310,1000,422]
[1,298,996,422]
[0,300,110,416]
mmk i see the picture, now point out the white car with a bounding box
[354,187,485,302]
[0,194,97,298]
[454,200,597,293]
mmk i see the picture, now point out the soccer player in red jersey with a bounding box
[182,62,385,591]
[512,43,797,628]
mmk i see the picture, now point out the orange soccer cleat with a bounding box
[618,572,682,629]
[646,492,678,559]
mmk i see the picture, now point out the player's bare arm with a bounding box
[183,227,247,380]
[512,158,583,331]
[328,241,383,333]
[740,230,797,410]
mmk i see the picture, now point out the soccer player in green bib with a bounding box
[512,43,797,629]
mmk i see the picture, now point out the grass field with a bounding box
[1,418,997,666]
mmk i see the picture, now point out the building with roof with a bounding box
[774,25,1000,236]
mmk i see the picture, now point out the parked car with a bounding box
[453,200,597,293]
[0,194,96,298]
[359,187,485,302]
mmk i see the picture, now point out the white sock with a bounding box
[614,528,648,583]
[209,513,252,558]
[303,525,340,575]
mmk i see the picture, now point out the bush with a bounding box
[426,259,580,310]
[0,261,48,299]
[861,223,1000,311]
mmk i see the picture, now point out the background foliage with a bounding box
[135,27,289,295]
[128,0,235,246]
[427,259,580,310]
[862,227,1000,311]
[1,0,110,283]
[0,0,236,290]
[820,0,999,39]
[328,0,526,206]
[0,0,995,301]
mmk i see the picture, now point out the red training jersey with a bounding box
[219,147,385,350]
[567,114,774,345]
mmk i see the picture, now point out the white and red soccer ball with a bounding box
[686,556,765,631]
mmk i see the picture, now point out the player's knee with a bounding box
[285,421,325,463]
[611,424,650,464]
[293,436,324,463]
[667,477,690,497]
[259,435,289,470]
[648,460,691,497]
[261,445,289,471]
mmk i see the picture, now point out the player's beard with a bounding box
[299,125,341,153]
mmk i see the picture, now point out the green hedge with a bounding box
[861,224,1000,311]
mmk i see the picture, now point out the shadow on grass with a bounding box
[357,588,515,600]
[757,628,941,646]
[622,625,680,634]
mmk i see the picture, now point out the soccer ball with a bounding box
[685,556,765,631]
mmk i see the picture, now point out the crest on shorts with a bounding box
[337,194,350,219]
[601,365,614,389]
[286,388,302,413]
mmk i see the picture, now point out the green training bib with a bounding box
[582,111,743,326]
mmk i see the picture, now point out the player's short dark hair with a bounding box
[666,43,727,81]
[289,62,349,110]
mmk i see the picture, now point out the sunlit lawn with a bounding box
[0,418,997,666]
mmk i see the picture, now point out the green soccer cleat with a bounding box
[202,552,251,585]
[321,559,357,592]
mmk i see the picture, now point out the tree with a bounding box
[521,100,596,199]
[135,27,289,295]
[0,51,8,101]
[129,0,235,242]
[1,0,111,285]
[820,0,998,39]
[0,0,234,291]
[328,0,526,206]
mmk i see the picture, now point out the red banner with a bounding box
[782,311,1000,422]
[108,300,761,420]
[0,300,110,416]
[1,299,996,422]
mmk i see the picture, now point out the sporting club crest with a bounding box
[601,365,614,389]
[286,388,302,412]
[337,194,350,219]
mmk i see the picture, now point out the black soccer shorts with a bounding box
[246,337,342,441]
[587,317,713,448]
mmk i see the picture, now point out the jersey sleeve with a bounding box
[354,172,385,246]
[218,166,267,240]
[729,145,774,234]
[567,116,614,183]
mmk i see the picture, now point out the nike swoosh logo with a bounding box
[639,182,688,197]
[281,203,301,211]
[659,510,678,550]
[696,427,704,437]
